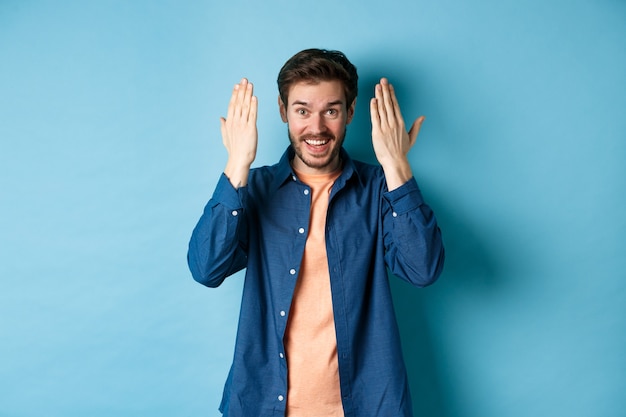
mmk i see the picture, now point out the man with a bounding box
[188,49,444,417]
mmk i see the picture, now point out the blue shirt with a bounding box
[188,147,445,417]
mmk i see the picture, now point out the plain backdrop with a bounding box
[1,1,624,416]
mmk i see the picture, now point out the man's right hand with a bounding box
[221,78,258,189]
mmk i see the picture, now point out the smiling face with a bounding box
[279,80,355,174]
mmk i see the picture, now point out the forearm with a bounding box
[187,174,248,287]
[383,178,445,286]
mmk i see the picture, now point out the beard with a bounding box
[288,128,347,172]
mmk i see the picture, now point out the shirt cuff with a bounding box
[212,173,247,210]
[383,177,425,215]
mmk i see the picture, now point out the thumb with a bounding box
[408,116,425,147]
[220,117,228,142]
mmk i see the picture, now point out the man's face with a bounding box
[279,80,355,174]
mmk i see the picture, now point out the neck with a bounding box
[291,155,342,175]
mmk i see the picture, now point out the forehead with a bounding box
[287,80,345,106]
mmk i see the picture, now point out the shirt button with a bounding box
[289,269,296,275]
[292,175,297,181]
[278,395,284,402]
[298,227,305,234]
[392,211,398,217]
[279,352,284,359]
[280,310,286,317]
[303,189,310,195]
[231,210,238,216]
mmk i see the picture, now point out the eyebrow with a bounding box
[291,100,344,107]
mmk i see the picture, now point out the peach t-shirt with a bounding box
[283,167,344,417]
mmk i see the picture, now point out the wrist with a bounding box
[381,158,413,191]
[224,159,252,189]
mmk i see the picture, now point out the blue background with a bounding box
[1,1,624,416]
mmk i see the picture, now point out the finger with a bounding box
[370,97,381,130]
[242,81,255,121]
[226,82,240,122]
[380,78,395,125]
[388,83,405,127]
[248,94,258,124]
[374,82,388,126]
[234,78,249,118]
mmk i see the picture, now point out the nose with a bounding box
[309,114,327,134]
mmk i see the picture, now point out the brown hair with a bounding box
[277,48,358,107]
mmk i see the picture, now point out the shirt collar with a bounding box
[271,146,363,191]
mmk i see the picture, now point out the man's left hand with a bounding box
[370,78,424,190]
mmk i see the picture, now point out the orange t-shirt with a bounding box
[283,167,344,417]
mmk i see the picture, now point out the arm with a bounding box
[187,175,249,287]
[187,78,258,286]
[371,78,444,285]
[381,178,445,287]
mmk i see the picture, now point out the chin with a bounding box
[288,131,344,171]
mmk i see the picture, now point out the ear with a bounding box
[346,98,356,125]
[278,95,288,123]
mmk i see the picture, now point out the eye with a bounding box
[297,108,307,116]
[327,109,337,115]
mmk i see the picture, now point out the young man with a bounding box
[188,49,445,417]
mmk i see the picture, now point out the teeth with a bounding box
[305,139,328,146]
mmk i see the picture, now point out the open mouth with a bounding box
[304,138,330,146]
[302,133,334,148]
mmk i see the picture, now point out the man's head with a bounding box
[277,49,359,174]
[277,48,358,109]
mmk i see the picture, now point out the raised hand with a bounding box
[370,78,424,190]
[221,78,258,188]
